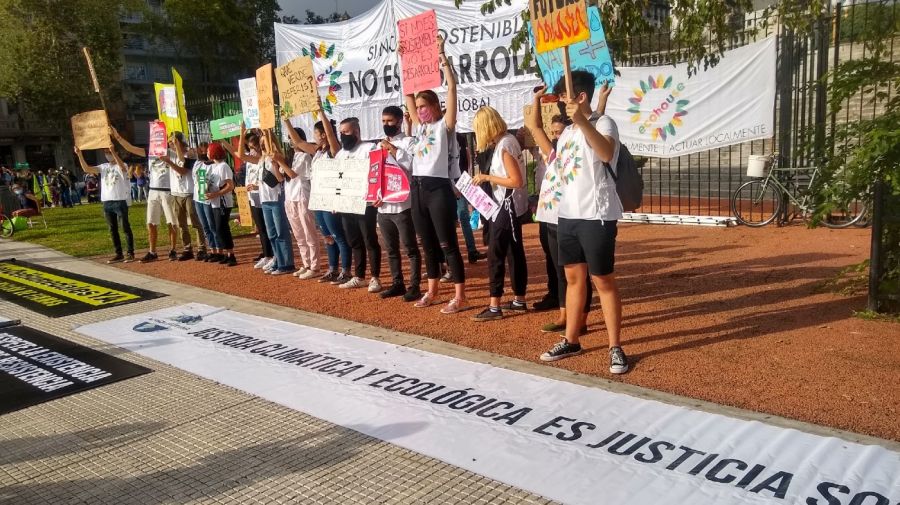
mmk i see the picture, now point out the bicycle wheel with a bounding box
[821,200,867,229]
[0,214,13,238]
[731,180,782,227]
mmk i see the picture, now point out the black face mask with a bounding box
[551,138,559,151]
[383,124,401,138]
[340,134,358,151]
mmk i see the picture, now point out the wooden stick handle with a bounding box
[562,47,574,99]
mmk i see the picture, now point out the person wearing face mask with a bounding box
[75,146,135,263]
[376,105,421,301]
[310,116,354,285]
[159,132,208,261]
[222,126,274,270]
[334,117,381,292]
[10,183,40,218]
[279,116,321,280]
[402,34,469,315]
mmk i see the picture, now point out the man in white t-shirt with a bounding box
[334,117,381,292]
[376,105,420,302]
[159,132,207,261]
[140,151,178,263]
[526,70,628,374]
[74,147,135,263]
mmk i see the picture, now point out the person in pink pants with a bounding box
[278,117,320,279]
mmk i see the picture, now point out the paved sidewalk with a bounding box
[1,240,896,505]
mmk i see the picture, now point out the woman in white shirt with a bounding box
[470,106,528,322]
[278,120,319,279]
[401,35,468,315]
[222,126,274,269]
[257,130,295,276]
[203,143,237,266]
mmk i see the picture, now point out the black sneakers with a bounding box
[471,307,503,322]
[533,296,560,311]
[540,340,583,362]
[380,284,406,299]
[107,254,124,264]
[403,286,421,302]
[225,254,237,267]
[178,250,194,261]
[468,250,486,264]
[318,270,338,283]
[123,252,135,263]
[139,252,158,263]
[196,250,208,261]
[500,300,528,312]
[168,249,178,261]
[609,346,629,374]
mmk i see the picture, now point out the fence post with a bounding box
[813,8,830,164]
[867,179,885,312]
[777,29,795,168]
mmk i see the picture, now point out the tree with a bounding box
[303,9,350,25]
[0,0,144,129]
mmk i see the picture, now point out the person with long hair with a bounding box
[191,146,219,264]
[402,35,468,314]
[222,126,274,269]
[312,117,353,285]
[256,130,295,275]
[280,117,320,279]
[470,106,528,321]
[203,143,237,266]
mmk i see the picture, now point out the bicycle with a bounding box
[730,154,866,228]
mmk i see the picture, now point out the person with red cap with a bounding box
[200,142,237,266]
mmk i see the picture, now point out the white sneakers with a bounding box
[293,267,308,277]
[368,277,382,293]
[298,269,319,280]
[254,257,271,269]
[339,276,366,289]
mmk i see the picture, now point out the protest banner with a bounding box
[398,10,441,95]
[209,114,243,140]
[256,64,276,129]
[172,68,189,133]
[239,77,261,128]
[530,0,590,54]
[521,101,559,147]
[71,110,112,150]
[366,150,411,203]
[275,56,319,117]
[455,171,499,221]
[233,187,253,226]
[148,120,167,157]
[308,158,369,215]
[531,6,615,91]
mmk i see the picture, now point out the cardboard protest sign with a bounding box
[209,114,243,140]
[239,77,260,128]
[233,187,253,226]
[275,56,319,118]
[71,110,111,150]
[366,150,411,203]
[521,101,560,147]
[398,10,441,95]
[148,120,168,157]
[530,0,590,54]
[256,64,276,129]
[308,158,369,214]
[531,6,615,90]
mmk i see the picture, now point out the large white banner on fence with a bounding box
[79,304,900,505]
[274,0,541,139]
[607,37,776,158]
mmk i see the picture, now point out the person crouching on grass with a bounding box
[526,70,628,374]
[469,106,528,322]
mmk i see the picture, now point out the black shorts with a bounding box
[557,218,617,276]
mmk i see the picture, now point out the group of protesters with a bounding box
[77,35,629,374]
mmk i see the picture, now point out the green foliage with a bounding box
[0,0,144,127]
[838,1,900,42]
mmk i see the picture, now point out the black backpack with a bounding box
[604,144,643,212]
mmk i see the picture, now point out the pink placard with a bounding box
[398,10,441,95]
[367,150,410,203]
[148,120,167,158]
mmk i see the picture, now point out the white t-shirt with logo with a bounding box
[170,158,195,197]
[285,151,312,202]
[147,157,171,189]
[553,115,623,221]
[409,118,459,179]
[489,134,529,219]
[99,162,130,202]
[377,134,414,215]
[192,160,210,204]
[258,157,282,203]
[244,159,262,207]
[206,161,234,209]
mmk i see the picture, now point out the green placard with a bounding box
[209,114,243,140]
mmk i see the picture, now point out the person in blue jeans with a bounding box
[315,210,352,284]
[258,131,295,275]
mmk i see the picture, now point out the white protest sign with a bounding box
[308,158,369,215]
[239,77,260,129]
[455,171,499,221]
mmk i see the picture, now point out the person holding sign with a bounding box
[403,35,469,315]
[527,71,628,373]
[203,143,237,267]
[159,132,208,261]
[469,107,528,322]
[376,105,421,302]
[334,117,381,292]
[190,150,219,263]
[257,130,296,276]
[279,118,320,280]
[311,117,354,285]
[74,146,135,264]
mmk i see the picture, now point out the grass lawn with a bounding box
[7,201,248,258]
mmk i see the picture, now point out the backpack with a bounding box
[604,144,643,212]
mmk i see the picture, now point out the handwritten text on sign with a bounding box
[398,10,441,95]
[275,56,319,117]
[71,110,111,150]
[308,158,369,215]
[530,0,590,54]
[239,77,260,128]
[256,64,276,129]
[455,171,499,221]
[532,6,615,90]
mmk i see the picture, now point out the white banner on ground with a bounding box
[78,305,900,505]
[607,37,776,158]
[274,0,541,140]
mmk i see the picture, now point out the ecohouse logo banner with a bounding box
[608,36,776,158]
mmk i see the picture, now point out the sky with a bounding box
[280,0,379,20]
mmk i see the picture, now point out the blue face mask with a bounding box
[14,189,23,195]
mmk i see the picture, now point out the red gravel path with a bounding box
[110,222,900,441]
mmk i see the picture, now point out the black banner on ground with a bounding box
[0,258,165,317]
[0,325,151,415]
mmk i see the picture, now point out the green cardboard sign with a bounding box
[209,114,243,140]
